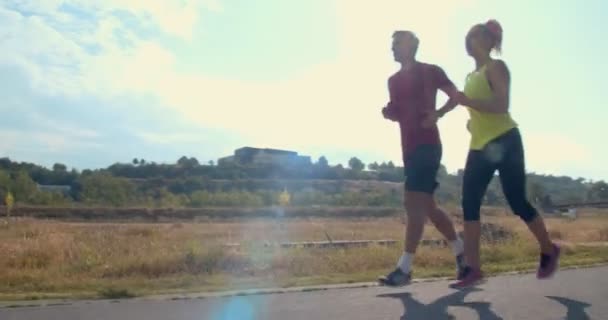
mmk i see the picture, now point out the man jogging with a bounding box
[379,31,464,286]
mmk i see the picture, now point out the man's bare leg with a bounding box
[398,192,464,274]
[427,204,458,242]
[403,191,428,255]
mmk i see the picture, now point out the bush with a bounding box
[189,191,264,207]
[28,191,71,206]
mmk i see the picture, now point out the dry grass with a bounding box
[0,208,607,300]
[7,206,405,221]
[495,213,608,243]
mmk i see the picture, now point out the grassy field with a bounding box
[1,207,607,301]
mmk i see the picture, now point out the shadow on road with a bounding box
[546,296,592,320]
[377,288,503,320]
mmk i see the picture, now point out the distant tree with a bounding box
[0,158,10,169]
[563,193,585,204]
[12,170,37,202]
[527,182,545,205]
[348,157,365,172]
[368,162,380,171]
[540,194,554,211]
[154,188,188,208]
[208,160,215,166]
[53,163,67,172]
[438,164,448,175]
[28,191,69,206]
[589,181,608,201]
[168,176,207,194]
[317,156,329,168]
[77,172,136,206]
[132,158,139,165]
[0,170,10,192]
[189,157,200,167]
[177,156,199,169]
[334,164,347,180]
[378,161,397,171]
[178,156,189,166]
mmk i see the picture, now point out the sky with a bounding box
[0,0,606,181]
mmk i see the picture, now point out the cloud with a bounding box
[97,0,223,40]
[0,0,518,170]
[136,132,204,145]
[0,0,226,97]
[27,113,100,139]
[0,129,102,154]
[95,0,479,165]
[3,0,221,39]
[135,130,236,146]
[0,1,228,168]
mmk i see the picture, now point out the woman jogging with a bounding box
[442,20,561,288]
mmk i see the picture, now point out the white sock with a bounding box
[450,237,464,256]
[397,253,413,273]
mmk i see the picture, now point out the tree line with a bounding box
[0,156,606,208]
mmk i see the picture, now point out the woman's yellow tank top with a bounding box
[463,64,518,150]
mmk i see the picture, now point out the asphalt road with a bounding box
[1,266,606,320]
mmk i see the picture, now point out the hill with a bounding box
[0,156,606,209]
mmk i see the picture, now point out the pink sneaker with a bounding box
[537,243,561,279]
[450,266,485,289]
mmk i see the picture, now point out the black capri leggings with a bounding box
[462,128,538,222]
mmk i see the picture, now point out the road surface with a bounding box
[1,266,606,320]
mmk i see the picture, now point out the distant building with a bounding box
[218,147,311,166]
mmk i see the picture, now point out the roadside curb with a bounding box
[148,262,608,301]
[2,262,607,309]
